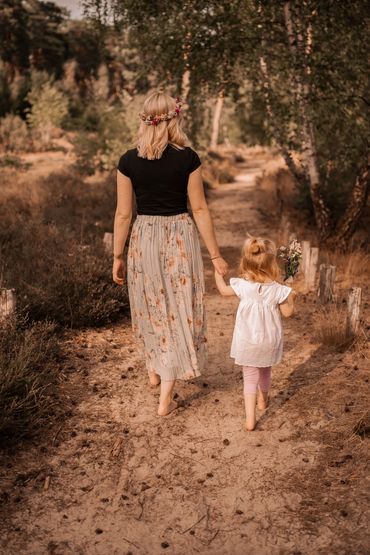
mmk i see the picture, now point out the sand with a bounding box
[1,155,369,555]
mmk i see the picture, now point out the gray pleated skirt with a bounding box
[127,213,207,381]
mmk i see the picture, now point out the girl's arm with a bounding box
[214,271,236,297]
[112,171,133,285]
[188,167,228,276]
[279,291,297,317]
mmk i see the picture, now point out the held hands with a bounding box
[112,257,125,286]
[212,256,228,276]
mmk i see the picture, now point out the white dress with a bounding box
[229,278,291,367]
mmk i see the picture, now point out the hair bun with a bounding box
[250,240,260,255]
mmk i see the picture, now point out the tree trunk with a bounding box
[328,154,370,249]
[210,90,224,149]
[259,56,306,188]
[283,1,332,240]
[181,31,191,101]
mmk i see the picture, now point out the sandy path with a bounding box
[1,157,369,555]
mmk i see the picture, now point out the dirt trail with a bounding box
[1,155,369,555]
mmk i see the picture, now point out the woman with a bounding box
[112,90,228,416]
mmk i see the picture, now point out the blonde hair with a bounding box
[136,90,188,160]
[238,234,281,282]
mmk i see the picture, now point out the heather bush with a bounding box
[0,316,60,439]
[0,172,128,327]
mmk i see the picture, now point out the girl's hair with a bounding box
[136,90,188,160]
[238,235,281,282]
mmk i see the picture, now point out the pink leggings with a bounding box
[243,366,272,395]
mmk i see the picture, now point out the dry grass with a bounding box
[314,304,350,348]
[0,316,61,439]
[0,170,128,327]
[322,249,370,289]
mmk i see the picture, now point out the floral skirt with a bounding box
[127,213,207,381]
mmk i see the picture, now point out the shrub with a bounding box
[73,93,132,174]
[314,304,353,349]
[0,172,128,327]
[0,114,30,152]
[0,317,60,440]
[26,73,69,149]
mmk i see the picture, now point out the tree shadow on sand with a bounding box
[256,345,342,429]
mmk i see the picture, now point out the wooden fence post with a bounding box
[301,240,311,276]
[346,287,362,336]
[318,264,336,303]
[0,288,16,320]
[103,232,113,254]
[305,247,319,291]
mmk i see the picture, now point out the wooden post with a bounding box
[280,214,291,245]
[318,264,336,303]
[103,232,113,254]
[0,288,16,320]
[346,287,362,336]
[305,247,319,291]
[301,240,311,276]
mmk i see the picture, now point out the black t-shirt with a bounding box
[117,145,201,216]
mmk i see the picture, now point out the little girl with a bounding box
[214,235,296,431]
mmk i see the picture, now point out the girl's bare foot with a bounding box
[184,370,196,380]
[148,372,160,387]
[244,393,257,432]
[257,390,269,411]
[157,400,178,416]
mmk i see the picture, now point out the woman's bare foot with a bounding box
[148,372,160,387]
[257,390,269,411]
[157,400,178,416]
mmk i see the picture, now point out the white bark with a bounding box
[210,90,224,149]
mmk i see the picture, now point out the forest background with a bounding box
[0,0,369,437]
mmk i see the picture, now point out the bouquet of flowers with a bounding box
[278,239,302,281]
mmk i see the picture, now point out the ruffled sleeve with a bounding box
[275,283,292,304]
[230,278,243,298]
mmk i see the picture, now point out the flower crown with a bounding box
[139,97,183,126]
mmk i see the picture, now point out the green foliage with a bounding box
[0,316,61,440]
[26,72,69,147]
[0,172,128,327]
[74,91,132,173]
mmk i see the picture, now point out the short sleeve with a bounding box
[230,278,243,298]
[117,151,130,177]
[188,148,201,174]
[276,283,292,304]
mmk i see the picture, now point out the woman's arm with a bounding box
[279,291,297,317]
[112,170,133,285]
[188,167,228,276]
[214,271,236,296]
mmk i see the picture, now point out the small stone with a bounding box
[202,383,208,388]
[302,457,309,463]
[206,472,213,478]
[197,478,205,484]
[100,498,109,503]
[127,366,134,371]
[161,542,169,549]
[235,509,243,515]
[214,399,219,403]
[223,439,230,446]
[141,483,151,491]
[256,443,262,447]
[95,528,103,534]
[340,509,348,517]
[121,374,127,379]
[189,530,195,535]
